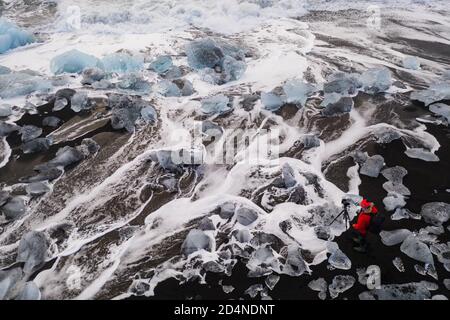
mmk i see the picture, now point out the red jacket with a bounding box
[353,207,378,237]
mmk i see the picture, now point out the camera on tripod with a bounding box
[341,198,351,208]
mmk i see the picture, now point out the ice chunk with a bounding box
[0,18,35,54]
[373,127,402,144]
[149,55,173,74]
[16,231,48,273]
[359,283,430,300]
[302,135,321,149]
[0,268,23,300]
[429,103,450,123]
[70,92,90,112]
[140,106,158,124]
[92,79,113,89]
[247,246,277,277]
[236,207,258,226]
[172,79,194,96]
[0,121,19,137]
[381,166,407,183]
[380,229,412,246]
[283,244,308,276]
[81,67,105,85]
[360,67,392,94]
[391,208,420,221]
[156,80,181,97]
[0,72,51,98]
[281,163,297,188]
[218,202,236,219]
[26,182,50,196]
[20,125,42,143]
[117,73,151,93]
[233,229,251,243]
[42,116,61,128]
[261,92,283,111]
[420,202,450,226]
[392,257,405,272]
[109,95,147,132]
[360,155,384,178]
[21,138,52,154]
[400,235,434,264]
[53,97,68,111]
[101,52,144,74]
[383,194,406,211]
[50,49,101,75]
[329,275,355,299]
[0,190,9,206]
[21,166,63,183]
[0,104,12,117]
[201,95,231,115]
[432,295,448,300]
[403,56,420,70]
[47,146,84,168]
[186,38,224,70]
[328,245,352,270]
[405,148,439,162]
[198,217,215,231]
[222,55,246,82]
[265,275,280,291]
[222,285,235,294]
[1,196,26,220]
[245,284,264,298]
[181,229,211,256]
[202,120,223,140]
[321,95,353,117]
[324,72,361,95]
[163,66,183,80]
[15,281,41,300]
[383,181,411,196]
[308,278,327,300]
[410,83,450,106]
[444,279,450,290]
[283,80,315,106]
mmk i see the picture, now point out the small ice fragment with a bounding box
[324,72,361,95]
[281,163,297,188]
[383,194,406,211]
[282,80,316,106]
[21,138,52,154]
[156,80,181,97]
[181,229,211,256]
[329,275,355,299]
[198,217,215,231]
[101,52,144,74]
[308,278,327,299]
[410,83,450,106]
[392,257,405,272]
[26,182,50,196]
[328,244,351,270]
[20,125,42,143]
[70,92,90,112]
[51,49,101,75]
[47,146,84,168]
[201,95,231,115]
[302,135,321,149]
[373,127,402,144]
[429,103,450,123]
[444,279,450,290]
[149,55,173,74]
[81,67,105,85]
[420,202,450,226]
[117,73,151,93]
[359,155,385,178]
[53,97,68,111]
[405,148,439,162]
[403,56,420,70]
[222,55,246,82]
[233,229,251,243]
[381,166,407,183]
[140,105,157,124]
[236,207,258,226]
[265,275,280,291]
[0,18,35,54]
[186,38,224,70]
[245,284,264,298]
[1,196,26,220]
[261,92,283,111]
[222,285,235,294]
[391,208,419,221]
[284,244,308,276]
[359,283,430,300]
[42,116,61,128]
[219,202,236,219]
[400,235,434,265]
[321,96,353,117]
[360,67,392,94]
[16,231,48,273]
[0,268,23,300]
[383,181,411,196]
[380,229,412,246]
[0,72,51,98]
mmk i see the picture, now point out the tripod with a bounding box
[328,205,351,229]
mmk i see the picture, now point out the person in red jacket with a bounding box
[351,199,378,253]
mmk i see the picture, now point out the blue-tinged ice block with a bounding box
[0,18,35,54]
[101,52,144,74]
[50,49,101,75]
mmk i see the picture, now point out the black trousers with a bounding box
[350,228,367,248]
